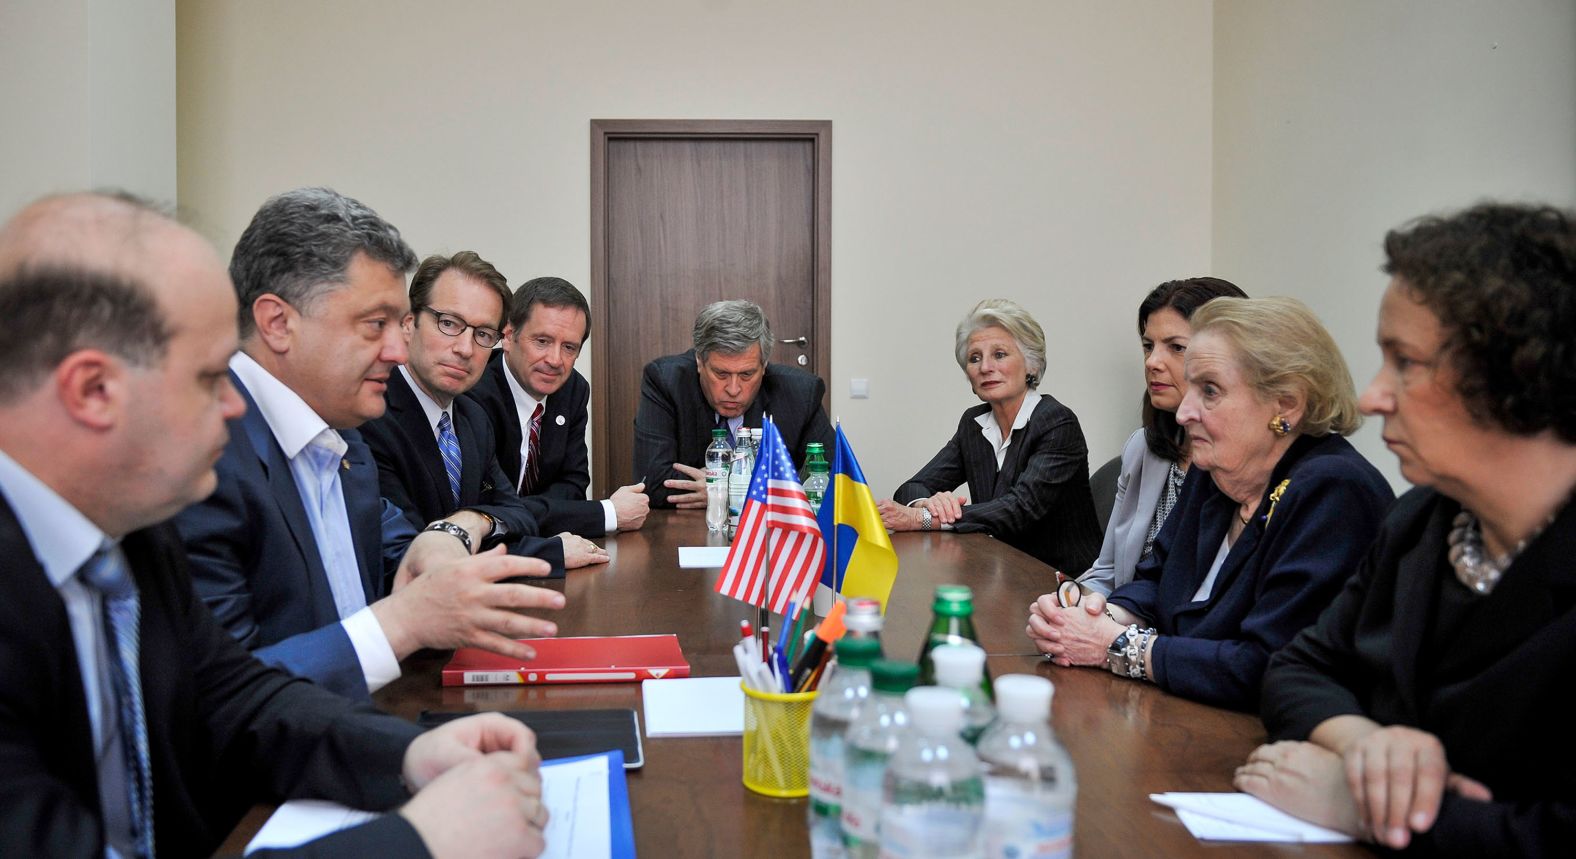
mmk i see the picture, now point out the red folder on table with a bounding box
[441,634,690,686]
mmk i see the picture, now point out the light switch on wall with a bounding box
[850,378,870,399]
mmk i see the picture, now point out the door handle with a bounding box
[778,336,808,347]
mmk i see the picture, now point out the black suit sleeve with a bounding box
[634,362,687,509]
[894,423,969,504]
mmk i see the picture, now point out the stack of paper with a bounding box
[641,676,744,736]
[1149,793,1354,843]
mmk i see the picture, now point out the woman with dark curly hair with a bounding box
[1235,203,1576,855]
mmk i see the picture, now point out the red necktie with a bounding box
[520,402,544,494]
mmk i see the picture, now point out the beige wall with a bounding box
[175,0,1215,494]
[1213,0,1576,489]
[0,0,176,217]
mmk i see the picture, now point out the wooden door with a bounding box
[590,120,831,497]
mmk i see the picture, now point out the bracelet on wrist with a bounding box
[423,520,473,554]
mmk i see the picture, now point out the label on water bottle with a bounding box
[808,733,846,807]
[840,748,886,847]
[877,803,983,858]
[983,777,1073,859]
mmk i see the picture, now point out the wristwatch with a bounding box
[423,520,473,554]
[919,507,933,531]
[1106,624,1140,677]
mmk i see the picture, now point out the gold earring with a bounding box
[1269,415,1291,436]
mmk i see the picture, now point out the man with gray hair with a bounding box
[0,192,548,857]
[634,299,834,508]
[175,187,566,702]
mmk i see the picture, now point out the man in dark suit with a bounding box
[464,276,649,535]
[174,188,566,701]
[635,299,836,508]
[0,192,547,857]
[360,254,609,568]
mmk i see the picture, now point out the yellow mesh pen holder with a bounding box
[741,682,818,797]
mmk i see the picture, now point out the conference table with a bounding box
[221,511,1371,857]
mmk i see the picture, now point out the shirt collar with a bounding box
[501,358,547,425]
[399,365,454,438]
[230,351,344,460]
[974,392,1040,440]
[0,447,113,588]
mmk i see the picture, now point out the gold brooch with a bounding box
[341,458,351,471]
[1264,479,1290,525]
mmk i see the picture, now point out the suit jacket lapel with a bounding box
[487,354,524,482]
[339,432,386,601]
[453,407,489,503]
[387,371,451,502]
[234,378,336,621]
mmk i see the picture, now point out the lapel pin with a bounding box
[555,414,565,426]
[341,458,351,471]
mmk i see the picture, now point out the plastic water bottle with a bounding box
[917,585,993,700]
[878,687,986,859]
[977,675,1075,859]
[841,659,918,858]
[727,429,754,528]
[808,638,883,858]
[804,441,830,513]
[929,643,996,745]
[705,428,732,533]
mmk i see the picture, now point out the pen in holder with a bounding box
[740,682,817,797]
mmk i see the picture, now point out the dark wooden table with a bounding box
[222,510,1371,857]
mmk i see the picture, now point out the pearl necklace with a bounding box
[1446,508,1554,596]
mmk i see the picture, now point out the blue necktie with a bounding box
[81,546,155,859]
[437,411,462,507]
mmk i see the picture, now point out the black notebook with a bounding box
[417,708,644,769]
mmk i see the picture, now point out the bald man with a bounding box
[0,193,548,858]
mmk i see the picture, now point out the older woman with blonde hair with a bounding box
[1028,297,1394,710]
[1236,204,1576,855]
[878,299,1102,573]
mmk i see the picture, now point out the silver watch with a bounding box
[919,507,933,531]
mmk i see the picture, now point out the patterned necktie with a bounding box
[519,402,544,495]
[80,546,155,859]
[437,411,462,506]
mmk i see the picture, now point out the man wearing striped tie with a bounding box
[0,192,549,857]
[359,252,610,565]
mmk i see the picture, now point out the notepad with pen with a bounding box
[441,634,690,686]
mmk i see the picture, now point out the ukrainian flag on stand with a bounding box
[816,425,898,609]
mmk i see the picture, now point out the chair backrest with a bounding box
[1089,453,1123,535]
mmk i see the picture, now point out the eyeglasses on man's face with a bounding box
[418,306,503,349]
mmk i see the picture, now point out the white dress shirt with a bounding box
[973,392,1041,469]
[0,448,138,854]
[502,360,618,532]
[230,352,400,692]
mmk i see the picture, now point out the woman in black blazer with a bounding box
[1235,204,1576,855]
[877,299,1101,573]
[1028,297,1393,711]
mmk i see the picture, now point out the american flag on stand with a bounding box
[714,418,826,616]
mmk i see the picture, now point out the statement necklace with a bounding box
[1446,508,1554,595]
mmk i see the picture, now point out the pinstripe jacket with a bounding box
[895,393,1102,573]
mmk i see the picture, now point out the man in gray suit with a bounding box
[634,300,834,508]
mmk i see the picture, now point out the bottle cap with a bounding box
[844,598,884,634]
[834,637,882,668]
[931,584,975,617]
[870,659,920,695]
[711,428,728,439]
[929,642,986,688]
[994,674,1054,723]
[904,686,965,737]
[806,442,824,455]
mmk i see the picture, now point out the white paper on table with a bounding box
[541,754,612,859]
[642,676,744,736]
[245,757,619,856]
[1150,792,1353,843]
[245,801,377,853]
[677,546,730,568]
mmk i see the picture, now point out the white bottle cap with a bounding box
[904,686,965,737]
[994,675,1054,723]
[929,642,986,689]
